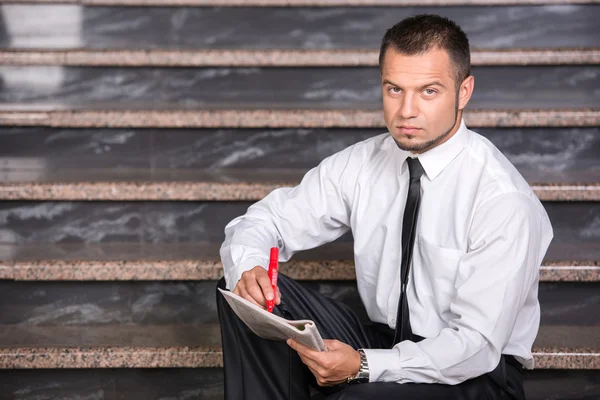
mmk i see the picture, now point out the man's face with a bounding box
[381,47,472,154]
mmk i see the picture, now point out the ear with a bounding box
[457,75,475,111]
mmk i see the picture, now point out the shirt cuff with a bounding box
[224,256,268,290]
[361,348,401,383]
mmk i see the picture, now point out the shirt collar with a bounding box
[396,118,470,181]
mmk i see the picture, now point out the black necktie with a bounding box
[392,157,425,346]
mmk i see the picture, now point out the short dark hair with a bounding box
[379,14,471,88]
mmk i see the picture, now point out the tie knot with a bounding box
[407,157,425,180]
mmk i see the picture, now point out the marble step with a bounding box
[4,49,599,67]
[0,243,598,282]
[1,4,598,50]
[0,201,598,261]
[0,324,598,370]
[0,277,598,327]
[3,0,599,6]
[0,368,226,400]
[0,370,598,400]
[0,66,598,112]
[1,127,598,178]
[0,170,597,201]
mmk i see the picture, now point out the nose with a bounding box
[399,93,419,120]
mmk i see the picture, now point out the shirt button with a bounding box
[391,318,396,325]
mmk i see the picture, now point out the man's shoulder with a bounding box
[463,128,540,206]
[323,132,393,166]
[345,131,392,154]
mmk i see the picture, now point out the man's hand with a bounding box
[233,266,281,310]
[287,339,361,387]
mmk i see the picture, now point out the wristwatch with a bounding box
[347,349,369,384]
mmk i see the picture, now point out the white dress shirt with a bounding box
[220,119,553,385]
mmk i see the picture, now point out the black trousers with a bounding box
[216,274,526,400]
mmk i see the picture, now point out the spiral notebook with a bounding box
[218,288,326,352]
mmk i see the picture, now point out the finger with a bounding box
[238,286,264,309]
[305,365,325,386]
[256,273,275,302]
[287,339,321,363]
[245,278,268,307]
[233,283,241,296]
[298,353,323,375]
[305,364,331,387]
[276,287,281,305]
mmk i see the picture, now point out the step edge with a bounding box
[1,0,597,6]
[2,261,599,282]
[0,181,598,201]
[1,49,599,67]
[1,109,598,128]
[0,347,597,370]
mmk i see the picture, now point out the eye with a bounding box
[423,88,437,96]
[388,86,401,94]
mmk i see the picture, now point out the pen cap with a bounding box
[269,247,279,269]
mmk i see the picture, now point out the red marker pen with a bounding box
[266,247,279,313]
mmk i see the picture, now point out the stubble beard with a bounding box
[392,93,460,153]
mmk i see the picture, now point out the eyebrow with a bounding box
[382,79,447,90]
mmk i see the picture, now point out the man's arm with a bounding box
[220,146,357,292]
[363,192,553,384]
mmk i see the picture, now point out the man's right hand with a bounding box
[233,266,281,310]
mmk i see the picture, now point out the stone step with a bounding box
[0,243,597,282]
[1,127,598,177]
[0,369,599,400]
[4,49,599,67]
[0,66,598,111]
[2,109,598,128]
[0,176,600,201]
[3,0,599,6]
[0,278,597,327]
[0,169,598,201]
[0,368,226,400]
[0,324,597,369]
[0,201,597,260]
[1,4,597,50]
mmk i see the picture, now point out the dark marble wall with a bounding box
[0,281,221,326]
[0,368,225,400]
[1,368,597,400]
[0,5,598,50]
[0,280,597,327]
[0,201,598,260]
[1,127,598,183]
[0,66,598,110]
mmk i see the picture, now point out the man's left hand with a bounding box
[287,338,361,387]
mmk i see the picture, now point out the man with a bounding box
[216,14,553,399]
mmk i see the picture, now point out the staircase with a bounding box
[0,1,599,399]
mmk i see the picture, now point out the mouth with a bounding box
[397,126,422,135]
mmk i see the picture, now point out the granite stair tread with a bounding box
[1,4,598,50]
[0,242,597,282]
[3,49,599,67]
[3,1,600,7]
[0,167,598,201]
[0,324,597,369]
[2,109,598,128]
[2,167,600,185]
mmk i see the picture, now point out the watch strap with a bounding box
[347,349,369,384]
